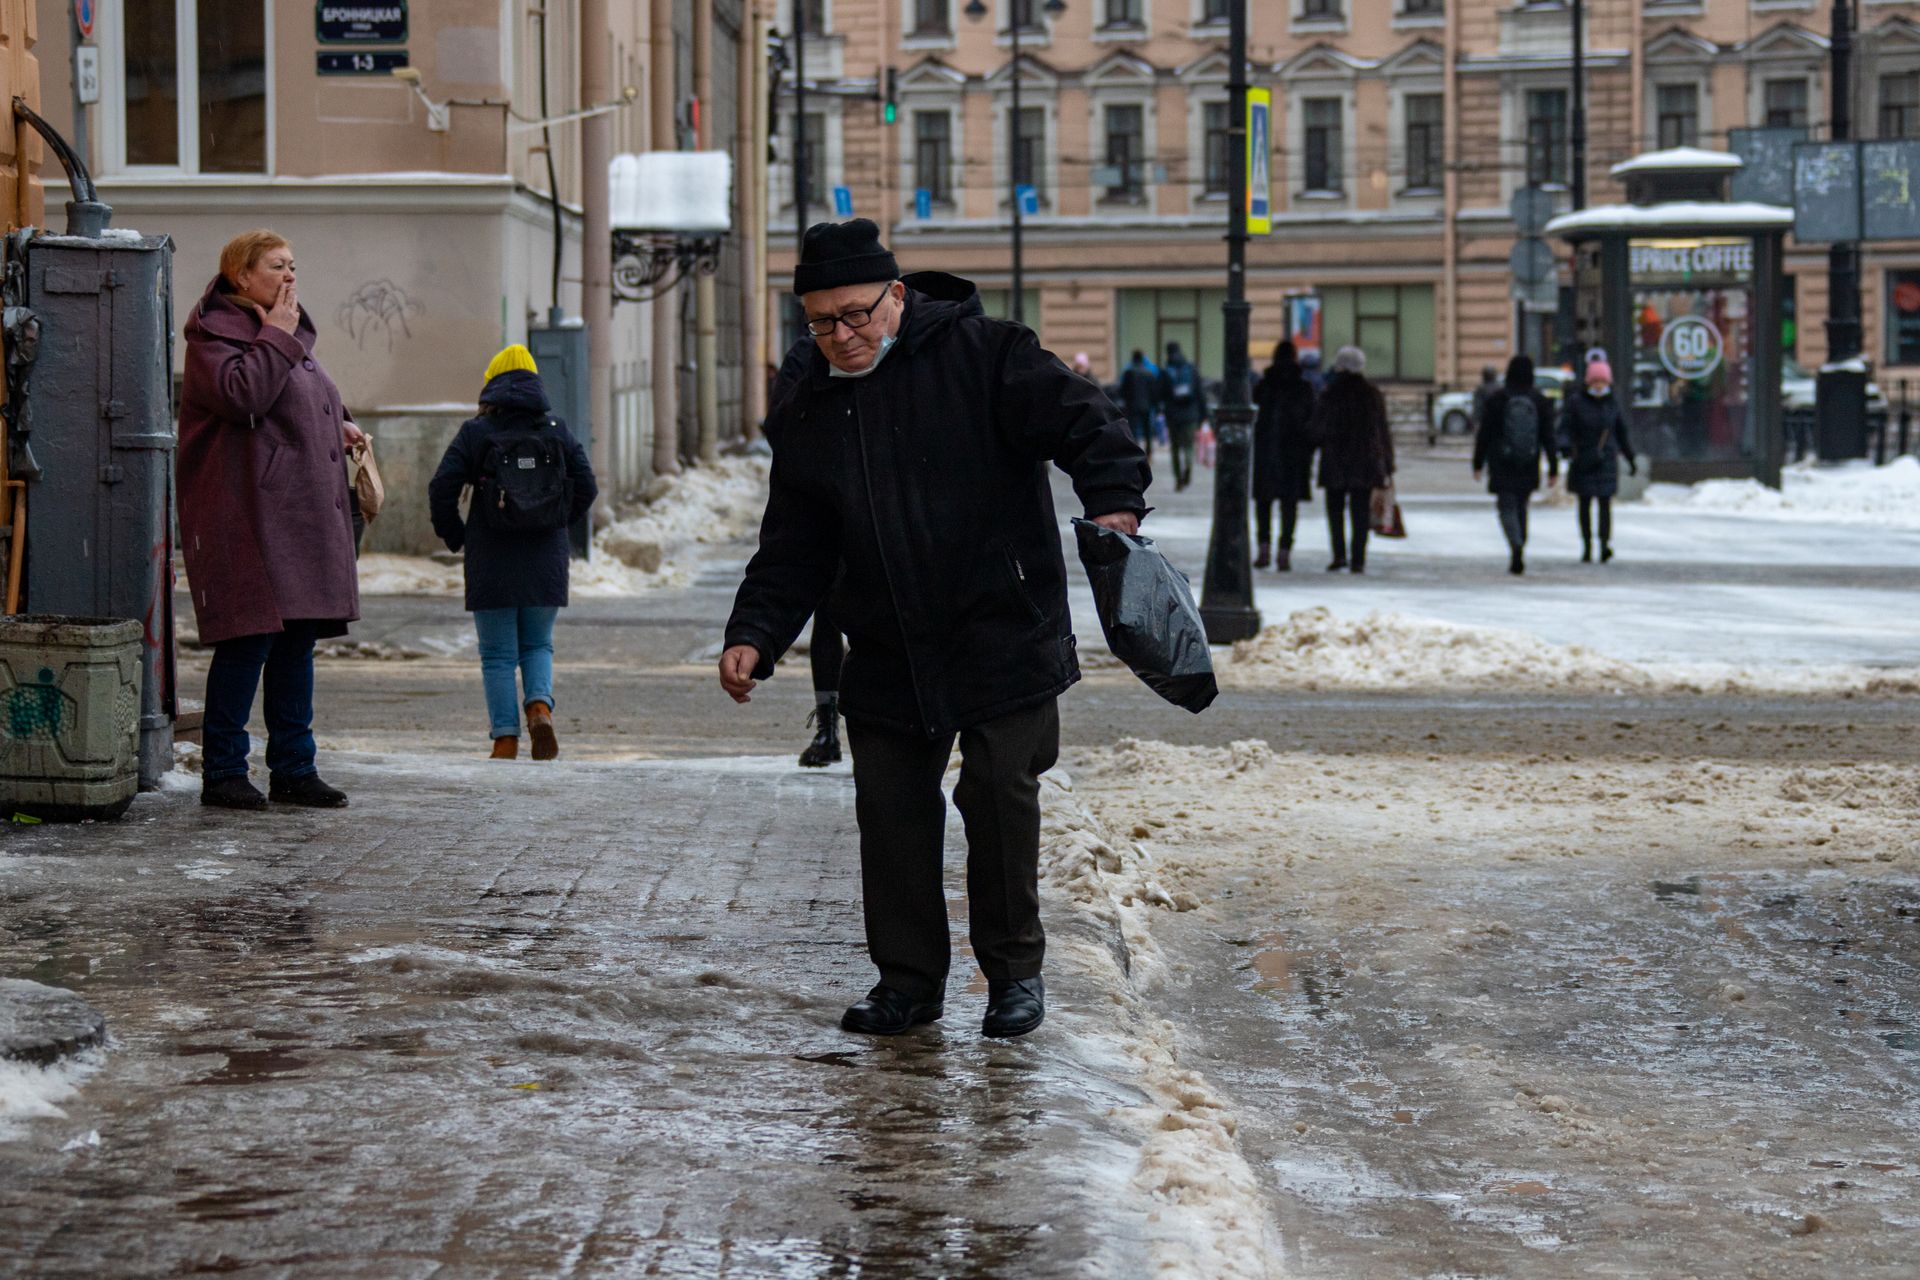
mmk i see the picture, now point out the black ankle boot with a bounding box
[1601,543,1614,563]
[1252,542,1271,569]
[799,702,842,768]
[1582,541,1593,563]
[201,775,267,810]
[1509,549,1525,576]
[269,773,349,808]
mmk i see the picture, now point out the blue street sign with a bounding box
[1016,183,1038,216]
[832,185,853,217]
[915,188,932,220]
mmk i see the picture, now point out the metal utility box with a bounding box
[0,616,143,820]
[18,231,177,787]
[528,318,592,558]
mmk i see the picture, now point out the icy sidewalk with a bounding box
[0,751,1273,1278]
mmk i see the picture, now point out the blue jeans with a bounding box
[473,607,557,739]
[204,622,319,782]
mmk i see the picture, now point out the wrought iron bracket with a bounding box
[612,231,724,305]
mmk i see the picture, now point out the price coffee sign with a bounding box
[316,2,407,44]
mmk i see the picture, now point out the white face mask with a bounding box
[1589,384,1611,398]
[828,333,898,379]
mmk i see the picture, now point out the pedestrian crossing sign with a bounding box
[1248,89,1272,236]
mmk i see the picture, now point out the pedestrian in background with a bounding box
[179,230,360,812]
[1559,357,1637,564]
[1309,346,1394,574]
[1472,355,1558,576]
[1158,342,1208,492]
[1251,340,1316,572]
[1470,364,1500,431]
[721,219,1148,1040]
[1300,347,1326,394]
[1117,349,1160,461]
[428,345,598,760]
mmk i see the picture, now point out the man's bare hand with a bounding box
[1092,512,1140,537]
[719,644,762,703]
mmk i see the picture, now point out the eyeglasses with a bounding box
[805,282,896,338]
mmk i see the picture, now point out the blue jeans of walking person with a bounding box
[473,607,558,739]
[203,622,320,782]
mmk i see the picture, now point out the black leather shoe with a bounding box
[840,985,942,1035]
[982,977,1045,1039]
[201,776,267,810]
[268,773,349,808]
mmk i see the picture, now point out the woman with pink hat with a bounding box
[1557,355,1638,563]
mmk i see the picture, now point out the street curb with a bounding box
[0,980,107,1068]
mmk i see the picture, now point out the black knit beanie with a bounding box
[792,219,900,296]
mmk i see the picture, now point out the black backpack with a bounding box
[475,418,574,531]
[1500,393,1540,465]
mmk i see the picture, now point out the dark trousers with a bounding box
[845,699,1061,1001]
[1496,492,1530,552]
[1579,495,1613,547]
[809,606,845,695]
[1254,497,1300,550]
[203,622,320,783]
[1168,420,1198,489]
[1325,488,1371,568]
[1127,412,1154,460]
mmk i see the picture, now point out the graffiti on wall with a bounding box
[338,280,425,352]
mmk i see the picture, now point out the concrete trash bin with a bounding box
[0,616,144,821]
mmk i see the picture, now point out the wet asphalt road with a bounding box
[6,444,1918,1277]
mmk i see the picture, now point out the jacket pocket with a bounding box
[998,542,1047,627]
[257,441,287,491]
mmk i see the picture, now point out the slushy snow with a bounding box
[358,455,770,598]
[1226,607,1920,697]
[1644,456,1920,529]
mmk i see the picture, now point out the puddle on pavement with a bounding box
[1244,931,1345,1017]
[176,1044,313,1086]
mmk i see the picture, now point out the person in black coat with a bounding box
[1252,340,1316,571]
[720,220,1149,1041]
[1116,349,1160,461]
[1558,358,1637,563]
[1472,355,1558,576]
[1308,346,1394,573]
[428,347,597,760]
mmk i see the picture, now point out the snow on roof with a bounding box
[1609,147,1745,177]
[1546,201,1794,236]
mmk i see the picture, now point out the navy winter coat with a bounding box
[724,271,1150,739]
[1558,389,1636,498]
[427,369,598,612]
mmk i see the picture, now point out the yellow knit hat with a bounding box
[484,343,539,382]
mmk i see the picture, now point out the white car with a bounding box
[1431,366,1574,436]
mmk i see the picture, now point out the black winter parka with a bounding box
[1472,385,1558,495]
[724,272,1151,739]
[1253,365,1316,503]
[1558,389,1636,498]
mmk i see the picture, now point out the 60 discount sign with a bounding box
[1659,315,1724,381]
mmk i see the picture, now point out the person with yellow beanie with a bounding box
[427,344,598,759]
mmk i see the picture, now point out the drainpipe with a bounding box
[583,0,615,500]
[740,0,767,439]
[694,0,720,463]
[651,0,681,477]
[1442,0,1460,384]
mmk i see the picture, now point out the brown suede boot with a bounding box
[526,701,558,761]
[491,735,519,760]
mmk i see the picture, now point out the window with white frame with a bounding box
[1202,101,1230,196]
[911,0,951,36]
[1300,0,1343,20]
[1199,0,1230,22]
[1103,0,1144,26]
[1104,103,1147,201]
[915,110,955,203]
[1404,92,1443,192]
[1304,97,1343,193]
[1881,73,1920,139]
[1762,79,1808,130]
[1402,0,1443,14]
[798,0,829,32]
[800,112,827,207]
[116,0,268,173]
[1525,88,1568,187]
[1656,83,1699,148]
[1013,105,1047,200]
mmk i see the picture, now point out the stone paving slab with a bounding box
[0,753,1168,1279]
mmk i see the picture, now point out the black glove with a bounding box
[1627,458,1638,476]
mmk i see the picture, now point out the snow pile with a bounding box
[1226,607,1920,697]
[1644,456,1920,529]
[0,1052,102,1141]
[358,455,770,598]
[1038,769,1281,1279]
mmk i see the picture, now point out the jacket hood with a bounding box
[184,274,317,351]
[896,270,985,354]
[1504,354,1535,390]
[479,368,552,414]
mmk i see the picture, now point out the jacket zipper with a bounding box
[849,385,932,736]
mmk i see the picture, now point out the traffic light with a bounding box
[882,67,898,125]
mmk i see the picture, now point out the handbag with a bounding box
[348,436,386,524]
[1370,481,1406,538]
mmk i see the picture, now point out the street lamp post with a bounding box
[1198,0,1261,644]
[967,0,1065,326]
[1818,0,1868,459]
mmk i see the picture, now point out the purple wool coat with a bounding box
[178,275,360,646]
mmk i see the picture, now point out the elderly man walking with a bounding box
[720,220,1150,1039]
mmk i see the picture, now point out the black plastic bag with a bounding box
[1073,518,1218,713]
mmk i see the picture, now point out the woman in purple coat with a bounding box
[178,231,360,811]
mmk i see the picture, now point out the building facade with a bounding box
[772,0,1920,388]
[33,0,766,552]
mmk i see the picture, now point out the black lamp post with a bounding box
[966,0,1065,326]
[1198,0,1261,644]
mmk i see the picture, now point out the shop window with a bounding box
[1405,93,1443,193]
[1657,83,1699,149]
[1304,97,1343,193]
[1525,89,1567,187]
[1889,270,1920,365]
[1317,284,1435,381]
[1117,288,1229,385]
[120,0,267,173]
